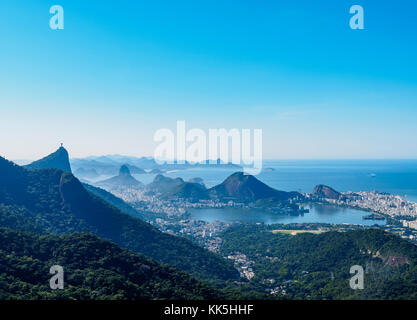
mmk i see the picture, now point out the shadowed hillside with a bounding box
[0,227,220,300]
[0,156,239,284]
[25,146,72,173]
[209,172,301,203]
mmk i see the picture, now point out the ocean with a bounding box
[135,159,417,203]
[130,159,417,225]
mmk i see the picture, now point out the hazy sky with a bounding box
[1,0,416,160]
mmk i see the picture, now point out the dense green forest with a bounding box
[0,227,220,300]
[220,225,417,299]
[0,156,238,284]
[3,153,417,300]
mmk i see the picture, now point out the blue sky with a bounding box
[0,0,416,160]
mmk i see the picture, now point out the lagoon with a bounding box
[189,204,386,226]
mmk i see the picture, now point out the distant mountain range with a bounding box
[79,155,159,169]
[72,156,303,208]
[70,155,242,180]
[74,167,99,179]
[0,153,239,284]
[145,172,302,205]
[156,158,243,171]
[95,165,144,189]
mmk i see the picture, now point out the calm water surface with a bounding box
[140,160,417,203]
[189,204,386,226]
